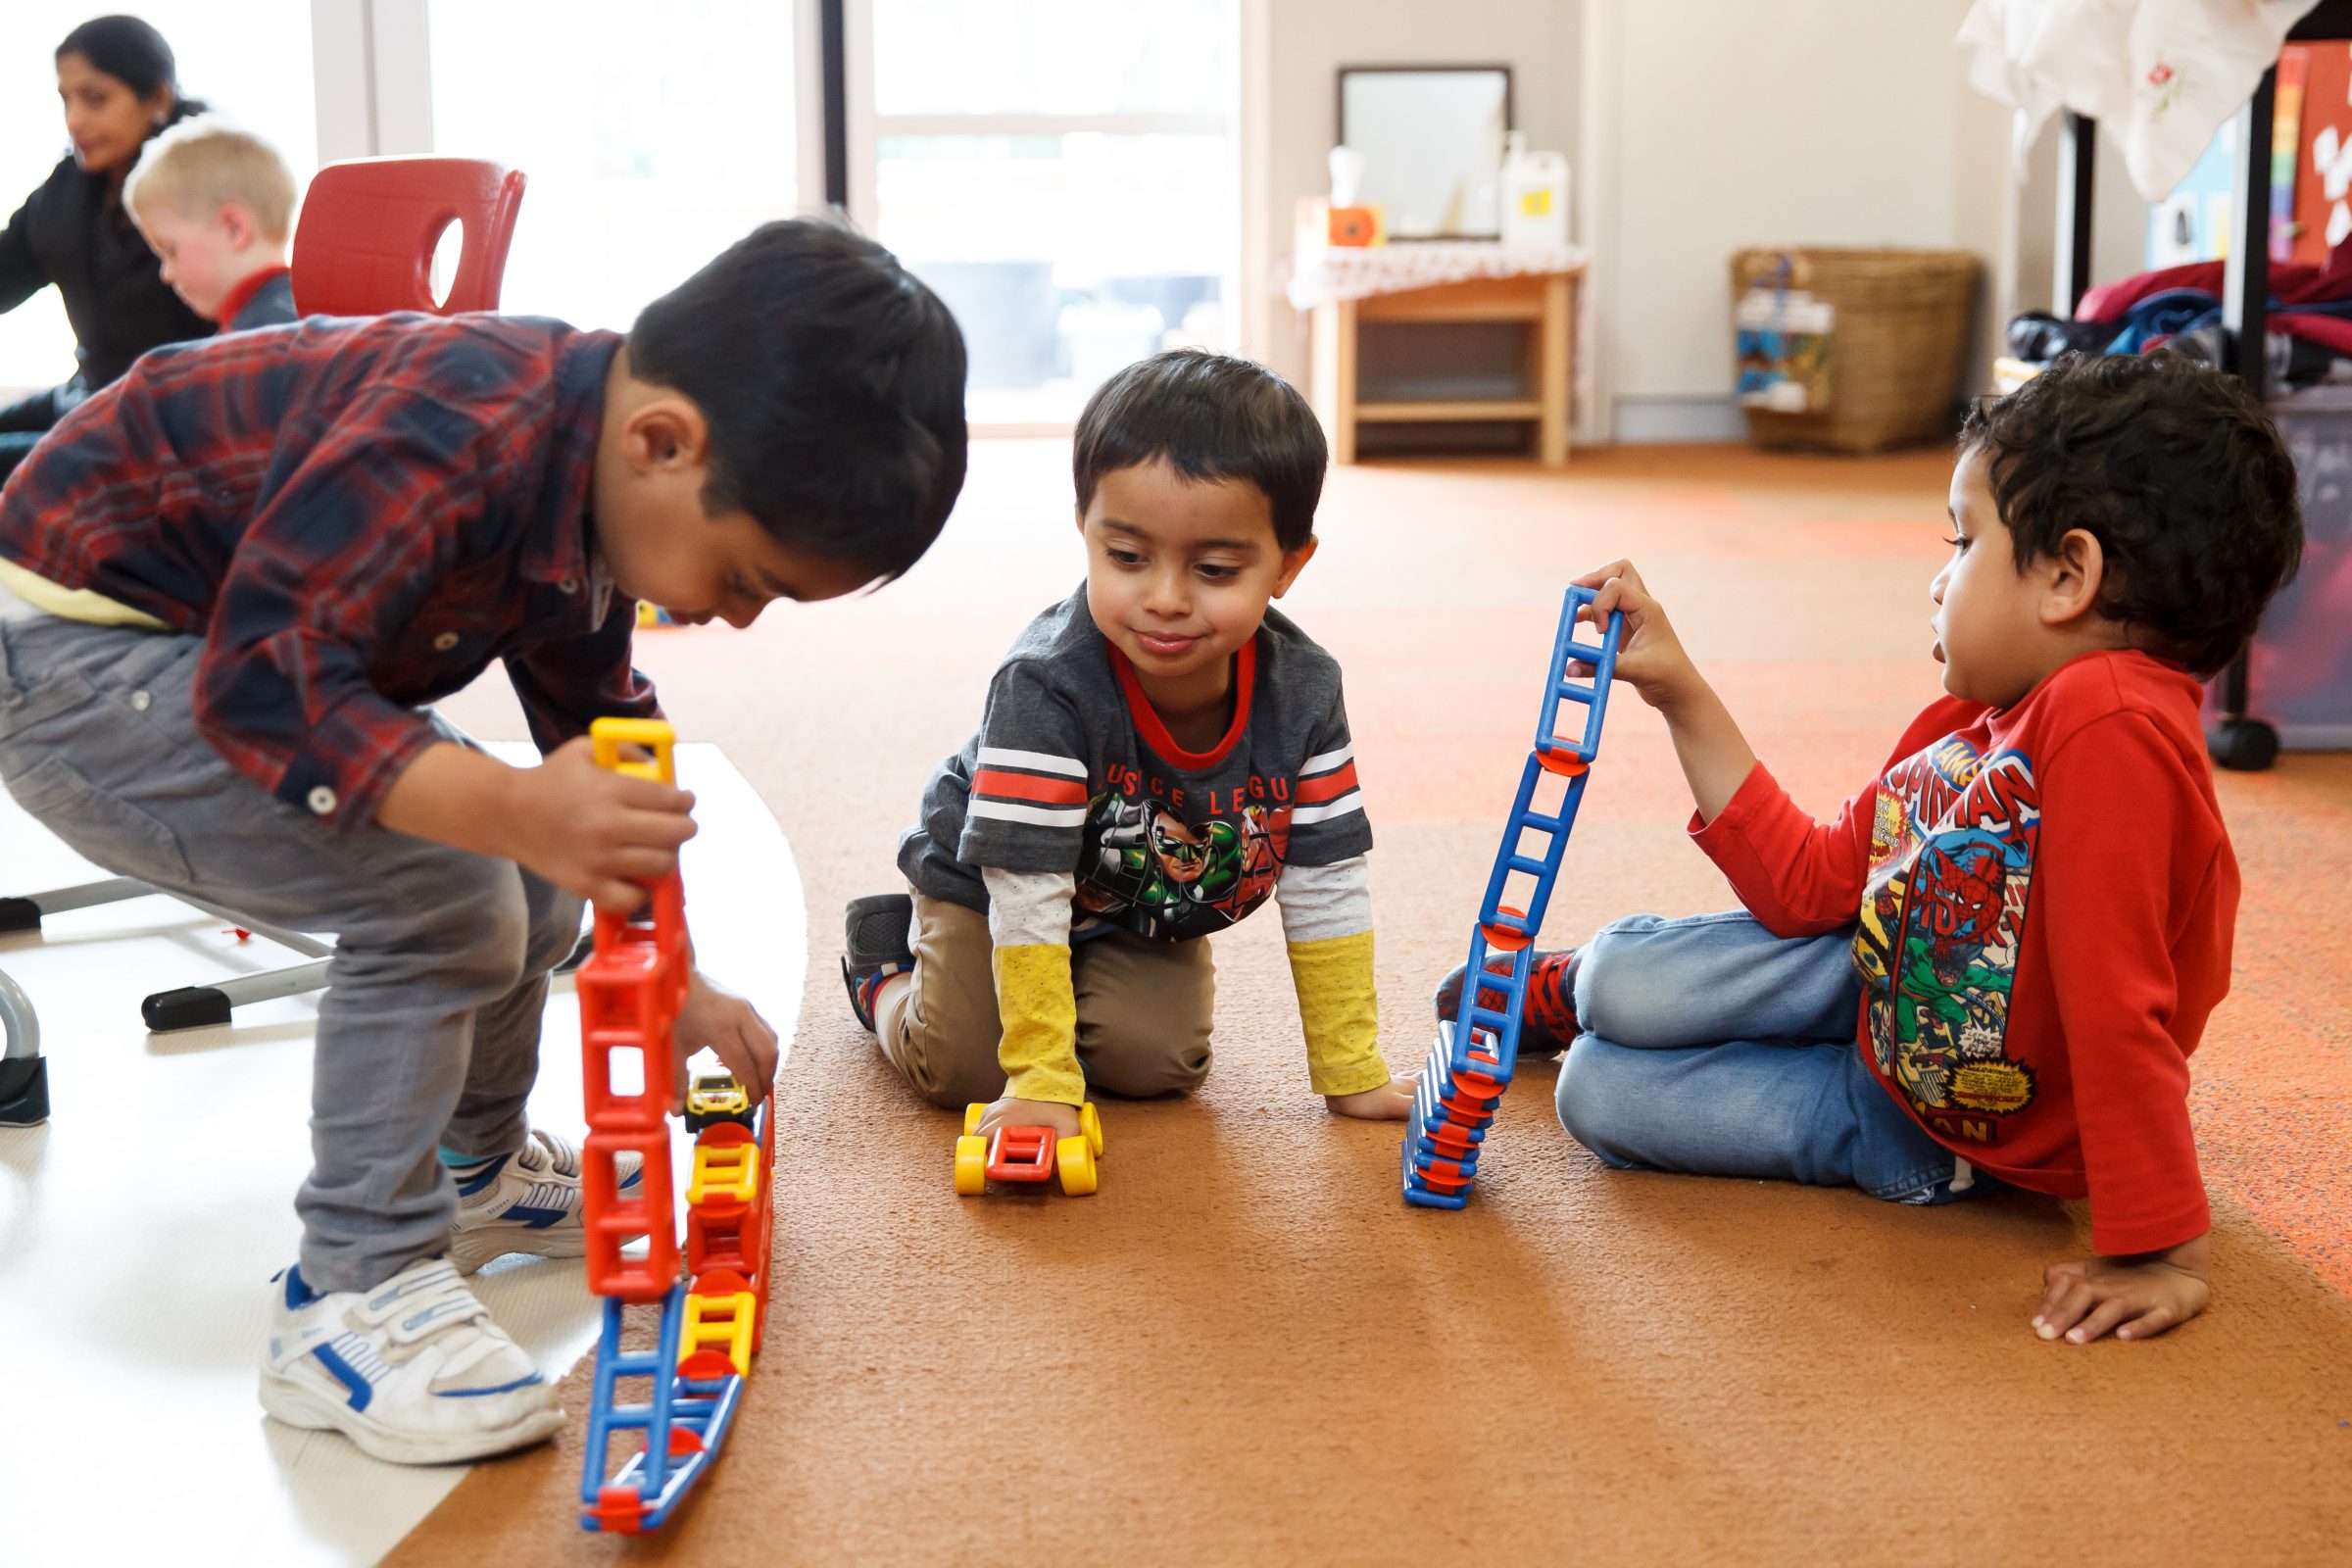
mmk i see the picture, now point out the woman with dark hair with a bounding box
[0,16,213,478]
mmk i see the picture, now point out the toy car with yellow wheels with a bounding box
[954,1101,1103,1197]
[683,1071,756,1135]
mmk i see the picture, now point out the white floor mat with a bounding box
[0,743,803,1567]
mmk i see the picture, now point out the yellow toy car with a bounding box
[954,1101,1103,1197]
[684,1071,756,1135]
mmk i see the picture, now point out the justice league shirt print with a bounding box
[899,587,1371,942]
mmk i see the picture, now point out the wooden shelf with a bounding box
[1307,269,1581,466]
[1357,277,1546,323]
[1355,399,1544,422]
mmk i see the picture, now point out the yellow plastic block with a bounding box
[589,716,677,785]
[687,1140,759,1207]
[679,1289,758,1376]
[1055,1135,1098,1197]
[954,1134,988,1196]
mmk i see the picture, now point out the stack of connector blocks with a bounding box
[574,719,779,1534]
[1404,586,1621,1209]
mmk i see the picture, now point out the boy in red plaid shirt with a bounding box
[0,220,966,1462]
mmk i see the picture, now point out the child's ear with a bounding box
[220,203,254,249]
[2039,526,2109,626]
[1270,534,1320,598]
[627,396,710,470]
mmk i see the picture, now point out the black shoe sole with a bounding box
[843,895,916,1032]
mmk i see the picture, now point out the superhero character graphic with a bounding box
[1075,792,1293,939]
[1853,750,2041,1134]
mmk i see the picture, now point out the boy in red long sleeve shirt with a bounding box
[1435,353,2302,1343]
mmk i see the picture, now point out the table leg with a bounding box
[1311,299,1358,465]
[1539,274,1570,467]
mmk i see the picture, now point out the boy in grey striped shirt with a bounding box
[845,350,1412,1143]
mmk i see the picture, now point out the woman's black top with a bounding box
[0,151,213,390]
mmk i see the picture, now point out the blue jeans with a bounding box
[1553,910,1985,1204]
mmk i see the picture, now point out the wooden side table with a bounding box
[1307,268,1579,466]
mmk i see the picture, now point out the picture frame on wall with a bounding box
[1337,65,1513,241]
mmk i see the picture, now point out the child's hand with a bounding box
[1325,1073,1417,1120]
[672,970,779,1103]
[2033,1233,2211,1344]
[1572,560,1701,711]
[974,1096,1085,1141]
[514,735,698,914]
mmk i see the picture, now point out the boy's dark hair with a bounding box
[1958,351,2303,678]
[1073,349,1326,552]
[628,219,967,581]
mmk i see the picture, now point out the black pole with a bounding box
[820,0,849,211]
[2055,112,2096,315]
[2224,71,2278,399]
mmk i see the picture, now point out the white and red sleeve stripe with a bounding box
[967,745,1091,829]
[1291,742,1363,826]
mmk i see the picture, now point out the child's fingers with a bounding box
[2113,1302,2180,1342]
[2034,1276,2096,1338]
[587,877,645,916]
[617,805,699,850]
[736,1010,780,1096]
[612,774,698,818]
[2062,1296,2140,1345]
[1570,559,1634,591]
[602,846,681,883]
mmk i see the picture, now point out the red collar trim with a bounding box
[1106,635,1256,770]
[215,264,290,326]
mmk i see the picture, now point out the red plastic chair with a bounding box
[290,156,527,316]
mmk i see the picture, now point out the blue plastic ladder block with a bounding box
[1404,586,1621,1209]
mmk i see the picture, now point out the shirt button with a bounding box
[559,578,578,595]
[307,786,338,816]
[129,690,152,711]
[432,631,460,651]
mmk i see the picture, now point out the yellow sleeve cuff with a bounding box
[992,941,1085,1105]
[1287,930,1392,1098]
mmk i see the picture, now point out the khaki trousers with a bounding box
[876,892,1215,1107]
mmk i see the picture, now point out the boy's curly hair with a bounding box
[1958,352,2304,677]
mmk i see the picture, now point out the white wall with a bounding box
[1246,0,2069,445]
[1251,0,1582,388]
[1584,0,2013,440]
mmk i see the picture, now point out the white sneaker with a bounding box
[448,1128,643,1276]
[259,1256,564,1464]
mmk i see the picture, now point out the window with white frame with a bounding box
[2,0,1248,432]
[0,2,318,392]
[854,0,1241,426]
[423,0,811,331]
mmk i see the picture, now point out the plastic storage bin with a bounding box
[2203,381,2352,752]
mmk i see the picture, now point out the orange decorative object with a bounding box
[1327,204,1381,247]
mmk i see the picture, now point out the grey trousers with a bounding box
[0,615,582,1292]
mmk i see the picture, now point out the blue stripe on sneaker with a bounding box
[502,1203,572,1229]
[312,1345,373,1411]
[436,1373,545,1397]
[279,1264,318,1310]
[452,1153,512,1197]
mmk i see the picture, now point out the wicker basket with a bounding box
[1731,247,1982,453]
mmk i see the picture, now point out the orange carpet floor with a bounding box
[399,443,2352,1565]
